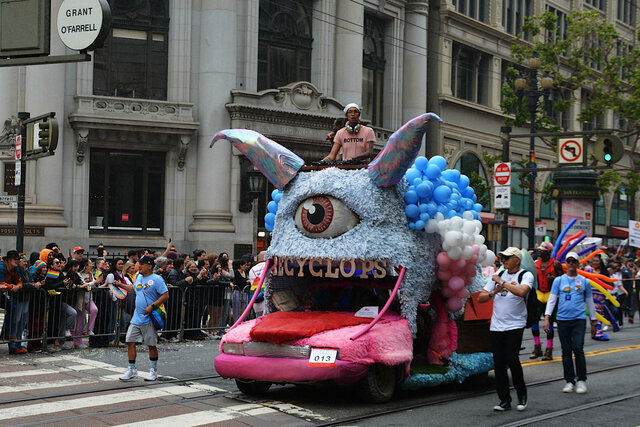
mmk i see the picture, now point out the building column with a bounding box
[333,0,363,105]
[402,1,428,124]
[168,0,192,102]
[189,0,236,233]
[0,68,19,124]
[311,0,336,95]
[26,0,67,227]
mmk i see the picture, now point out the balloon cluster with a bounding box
[436,248,476,312]
[264,189,283,232]
[403,155,482,231]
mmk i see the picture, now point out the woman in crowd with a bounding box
[104,258,131,344]
[44,257,76,352]
[75,259,101,346]
[232,258,251,324]
[64,260,86,349]
[182,260,210,340]
[27,260,48,352]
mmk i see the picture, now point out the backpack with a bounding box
[500,269,538,328]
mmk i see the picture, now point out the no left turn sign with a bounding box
[558,138,583,164]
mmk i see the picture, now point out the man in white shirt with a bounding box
[479,247,533,412]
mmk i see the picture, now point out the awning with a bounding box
[478,212,494,223]
[610,226,629,238]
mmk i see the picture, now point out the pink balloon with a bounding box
[449,276,465,291]
[456,258,467,270]
[456,288,470,299]
[447,297,463,312]
[437,252,451,269]
[471,255,478,264]
[472,244,479,254]
[441,286,455,298]
[466,264,476,277]
[437,269,452,281]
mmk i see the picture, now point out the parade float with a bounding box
[213,114,497,402]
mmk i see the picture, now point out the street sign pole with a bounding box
[16,112,29,253]
[500,127,511,251]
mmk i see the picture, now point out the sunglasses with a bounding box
[566,259,579,264]
[500,255,513,261]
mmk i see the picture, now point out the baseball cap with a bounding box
[73,246,85,253]
[498,247,522,260]
[139,255,155,267]
[565,252,580,262]
[538,242,553,251]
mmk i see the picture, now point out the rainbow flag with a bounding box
[46,270,60,279]
[530,151,537,185]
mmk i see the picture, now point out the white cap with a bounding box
[343,103,361,114]
[565,252,580,262]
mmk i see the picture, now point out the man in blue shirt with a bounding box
[544,252,597,394]
[117,256,169,381]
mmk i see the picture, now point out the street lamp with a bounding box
[515,53,553,250]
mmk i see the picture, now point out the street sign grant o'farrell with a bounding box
[629,220,640,248]
[57,0,111,51]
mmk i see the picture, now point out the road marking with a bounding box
[0,364,101,378]
[522,343,640,367]
[0,378,96,394]
[0,385,210,421]
[115,403,278,426]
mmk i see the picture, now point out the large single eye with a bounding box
[295,195,359,238]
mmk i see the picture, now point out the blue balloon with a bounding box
[267,201,278,214]
[413,177,423,187]
[438,205,449,216]
[416,183,431,198]
[463,187,475,198]
[408,222,416,229]
[405,168,421,183]
[419,203,429,213]
[404,190,419,205]
[450,169,461,183]
[415,220,425,230]
[265,212,276,225]
[420,212,431,222]
[414,156,429,171]
[462,198,473,210]
[405,204,420,218]
[425,164,441,180]
[441,169,456,182]
[471,194,477,202]
[265,223,274,232]
[271,189,280,200]
[459,175,470,190]
[450,192,460,200]
[473,203,483,212]
[426,202,438,216]
[408,185,415,192]
[273,191,282,202]
[429,155,447,171]
[448,210,458,218]
[433,185,452,203]
[472,211,480,220]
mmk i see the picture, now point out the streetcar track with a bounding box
[317,361,640,426]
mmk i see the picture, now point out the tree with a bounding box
[501,10,640,219]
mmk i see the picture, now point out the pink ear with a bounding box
[211,129,304,190]
[368,113,443,187]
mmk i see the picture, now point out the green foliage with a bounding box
[468,152,501,210]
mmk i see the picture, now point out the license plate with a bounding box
[308,348,337,367]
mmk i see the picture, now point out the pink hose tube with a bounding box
[228,259,272,332]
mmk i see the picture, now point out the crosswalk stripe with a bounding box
[115,403,278,426]
[0,364,101,379]
[0,385,209,421]
[0,378,96,394]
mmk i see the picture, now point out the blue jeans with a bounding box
[8,297,29,351]
[557,318,587,384]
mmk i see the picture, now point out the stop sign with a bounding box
[494,162,511,186]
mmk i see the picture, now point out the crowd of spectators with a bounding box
[0,242,266,354]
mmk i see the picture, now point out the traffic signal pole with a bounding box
[16,112,29,253]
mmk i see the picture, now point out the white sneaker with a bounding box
[75,343,88,349]
[64,330,72,338]
[576,380,587,394]
[119,367,138,381]
[145,368,158,381]
[61,341,74,350]
[602,325,609,331]
[562,382,574,393]
[88,331,95,336]
[46,344,61,353]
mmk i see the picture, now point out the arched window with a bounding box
[362,14,386,127]
[539,176,556,219]
[595,195,605,225]
[258,0,313,91]
[610,193,629,226]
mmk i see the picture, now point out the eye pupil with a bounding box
[307,204,325,225]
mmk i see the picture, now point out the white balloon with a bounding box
[442,241,450,251]
[473,220,482,233]
[451,216,463,230]
[481,250,496,267]
[435,212,445,222]
[474,234,485,245]
[462,220,477,236]
[463,211,474,220]
[426,219,439,233]
[478,245,487,259]
[448,246,463,260]
[444,230,463,247]
[462,245,475,260]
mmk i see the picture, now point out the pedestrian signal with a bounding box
[26,117,58,156]
[594,135,624,166]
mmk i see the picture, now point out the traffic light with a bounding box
[25,117,58,156]
[594,135,624,166]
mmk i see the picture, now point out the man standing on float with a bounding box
[323,103,376,162]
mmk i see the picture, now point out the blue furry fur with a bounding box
[264,167,484,334]
[403,352,494,390]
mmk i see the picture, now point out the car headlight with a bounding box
[223,342,244,355]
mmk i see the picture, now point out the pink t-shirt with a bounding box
[334,126,376,160]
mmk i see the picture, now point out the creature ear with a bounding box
[368,113,443,187]
[211,129,304,190]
